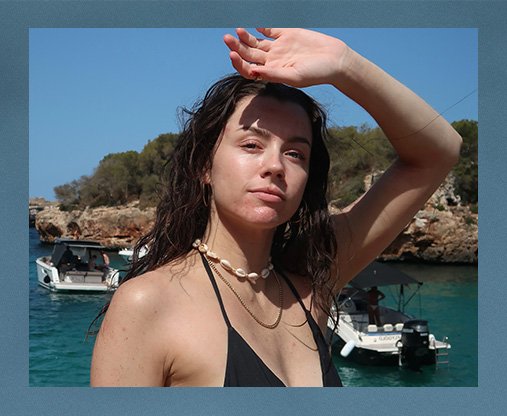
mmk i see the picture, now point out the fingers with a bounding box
[256,28,283,39]
[224,32,267,65]
[236,28,271,52]
[228,51,259,80]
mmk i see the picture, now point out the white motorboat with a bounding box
[328,261,451,369]
[36,239,120,292]
[118,246,148,263]
[118,248,134,262]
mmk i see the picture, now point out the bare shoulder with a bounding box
[90,258,202,386]
[111,254,204,309]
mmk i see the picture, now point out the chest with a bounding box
[165,281,327,387]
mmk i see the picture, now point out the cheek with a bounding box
[291,168,309,199]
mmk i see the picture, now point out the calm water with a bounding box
[29,228,477,387]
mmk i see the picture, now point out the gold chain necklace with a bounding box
[206,259,283,329]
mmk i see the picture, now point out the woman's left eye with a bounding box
[286,151,305,160]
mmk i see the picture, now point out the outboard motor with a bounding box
[397,320,430,370]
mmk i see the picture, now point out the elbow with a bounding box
[436,128,462,170]
[447,130,463,168]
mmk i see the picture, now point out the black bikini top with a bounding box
[201,254,342,387]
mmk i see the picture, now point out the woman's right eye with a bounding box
[241,142,260,150]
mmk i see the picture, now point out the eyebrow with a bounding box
[239,125,312,147]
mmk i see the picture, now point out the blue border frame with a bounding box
[1,1,502,415]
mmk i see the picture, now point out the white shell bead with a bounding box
[192,239,201,248]
[261,269,270,278]
[247,272,259,280]
[235,268,247,278]
[268,263,274,271]
[247,275,258,284]
[206,251,219,260]
[220,259,232,271]
[198,243,208,253]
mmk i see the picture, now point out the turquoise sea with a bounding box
[29,227,478,387]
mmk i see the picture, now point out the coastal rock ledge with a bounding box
[35,201,155,249]
[378,205,477,264]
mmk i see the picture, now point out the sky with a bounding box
[29,28,478,200]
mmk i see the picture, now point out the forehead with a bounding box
[226,95,313,142]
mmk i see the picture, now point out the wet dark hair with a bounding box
[91,74,338,330]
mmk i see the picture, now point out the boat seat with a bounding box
[367,324,378,333]
[68,271,88,277]
[383,324,394,332]
[395,323,404,331]
[85,274,103,283]
[66,270,104,284]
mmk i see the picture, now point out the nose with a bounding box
[260,149,285,180]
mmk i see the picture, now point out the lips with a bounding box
[249,187,285,202]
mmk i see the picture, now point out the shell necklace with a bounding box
[192,239,274,284]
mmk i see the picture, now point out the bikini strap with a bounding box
[200,253,232,328]
[275,268,310,315]
[276,267,336,382]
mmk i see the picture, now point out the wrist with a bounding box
[330,45,362,90]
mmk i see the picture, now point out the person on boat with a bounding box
[367,286,385,326]
[88,255,98,271]
[93,251,111,281]
[90,28,462,387]
[100,251,110,269]
[59,247,76,273]
[94,251,110,272]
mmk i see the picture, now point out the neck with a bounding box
[202,208,276,277]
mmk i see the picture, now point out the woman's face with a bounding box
[208,94,312,231]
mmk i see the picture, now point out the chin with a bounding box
[241,207,293,229]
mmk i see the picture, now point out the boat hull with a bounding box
[36,257,118,293]
[330,332,437,366]
[327,312,450,368]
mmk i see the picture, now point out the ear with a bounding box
[202,170,212,185]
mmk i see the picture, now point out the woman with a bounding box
[90,28,462,387]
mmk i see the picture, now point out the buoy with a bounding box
[340,340,356,357]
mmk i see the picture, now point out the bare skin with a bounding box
[90,28,462,387]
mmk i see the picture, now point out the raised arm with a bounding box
[224,28,462,286]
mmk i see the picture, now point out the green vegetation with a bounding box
[54,133,178,210]
[451,120,478,206]
[326,125,396,207]
[54,121,477,211]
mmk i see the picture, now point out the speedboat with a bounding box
[328,261,451,369]
[118,248,134,262]
[36,239,120,292]
[118,245,148,263]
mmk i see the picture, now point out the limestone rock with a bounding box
[35,201,155,249]
[29,197,57,227]
[379,205,477,263]
[342,171,477,263]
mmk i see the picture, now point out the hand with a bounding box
[223,28,349,88]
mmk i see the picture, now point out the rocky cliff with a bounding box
[33,174,478,263]
[34,201,155,249]
[29,198,56,227]
[364,172,477,263]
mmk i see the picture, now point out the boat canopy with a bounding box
[54,238,105,249]
[349,261,422,289]
[51,239,106,266]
